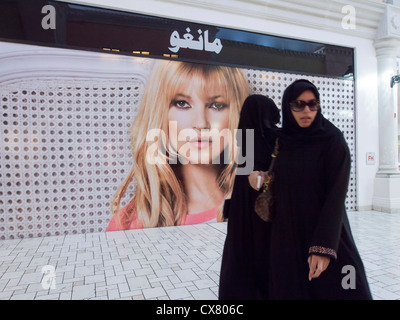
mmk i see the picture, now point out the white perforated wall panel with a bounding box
[0,68,356,239]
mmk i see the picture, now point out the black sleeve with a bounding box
[309,134,351,260]
[222,199,231,220]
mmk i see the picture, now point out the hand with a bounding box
[248,171,267,191]
[308,255,330,281]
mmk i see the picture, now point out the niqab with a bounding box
[237,94,280,171]
[219,94,279,300]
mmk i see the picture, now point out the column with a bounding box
[375,38,399,174]
[372,37,400,213]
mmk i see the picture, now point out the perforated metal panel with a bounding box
[0,70,356,239]
[0,79,142,239]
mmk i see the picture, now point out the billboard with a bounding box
[106,59,250,231]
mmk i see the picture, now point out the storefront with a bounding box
[0,0,399,239]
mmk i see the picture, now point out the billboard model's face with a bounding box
[167,74,230,165]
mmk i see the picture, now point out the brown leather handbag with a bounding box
[254,138,279,222]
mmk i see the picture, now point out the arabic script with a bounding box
[168,28,223,54]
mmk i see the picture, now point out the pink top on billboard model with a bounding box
[106,205,218,231]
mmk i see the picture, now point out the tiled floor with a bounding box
[0,210,399,300]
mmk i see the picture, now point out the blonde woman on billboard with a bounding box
[106,60,249,231]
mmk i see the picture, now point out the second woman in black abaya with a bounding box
[219,94,280,300]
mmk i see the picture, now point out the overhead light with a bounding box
[132,51,150,55]
[103,48,120,52]
[163,53,178,58]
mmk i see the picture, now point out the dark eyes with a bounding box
[171,100,191,109]
[171,100,228,111]
[209,102,228,111]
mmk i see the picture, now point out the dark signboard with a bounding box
[0,0,354,77]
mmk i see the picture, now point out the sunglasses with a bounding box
[289,99,320,112]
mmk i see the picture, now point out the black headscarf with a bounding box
[238,94,280,136]
[237,94,280,170]
[278,79,342,145]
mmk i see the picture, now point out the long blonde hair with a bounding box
[111,60,249,229]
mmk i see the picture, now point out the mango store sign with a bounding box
[168,28,223,54]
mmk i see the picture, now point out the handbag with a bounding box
[254,138,279,222]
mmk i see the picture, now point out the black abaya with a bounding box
[219,94,279,300]
[269,79,372,300]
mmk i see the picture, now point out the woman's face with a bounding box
[290,90,318,128]
[168,75,231,165]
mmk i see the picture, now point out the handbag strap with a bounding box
[267,138,279,172]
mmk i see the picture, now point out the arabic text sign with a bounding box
[169,28,223,54]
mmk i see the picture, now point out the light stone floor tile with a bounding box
[167,287,192,300]
[71,283,95,300]
[190,288,218,300]
[142,286,166,299]
[0,211,399,300]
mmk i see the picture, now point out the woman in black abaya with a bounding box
[251,79,372,299]
[219,94,280,300]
